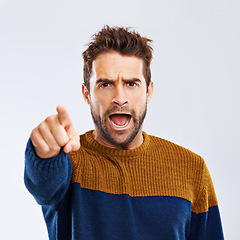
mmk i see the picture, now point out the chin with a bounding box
[104,128,139,147]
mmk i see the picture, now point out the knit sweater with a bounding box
[24,130,224,240]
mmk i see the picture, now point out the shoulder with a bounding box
[143,134,217,208]
[147,134,204,164]
[146,133,209,189]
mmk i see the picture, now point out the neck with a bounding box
[92,129,144,150]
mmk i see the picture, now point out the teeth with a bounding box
[110,117,131,128]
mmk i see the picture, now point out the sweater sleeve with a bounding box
[24,138,72,209]
[189,162,224,239]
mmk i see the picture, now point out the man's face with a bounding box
[82,51,153,149]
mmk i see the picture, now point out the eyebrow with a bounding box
[96,79,115,84]
[96,78,142,84]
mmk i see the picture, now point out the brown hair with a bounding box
[82,26,153,91]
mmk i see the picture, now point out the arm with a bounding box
[24,105,80,208]
[24,139,72,208]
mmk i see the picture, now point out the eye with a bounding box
[127,82,137,87]
[100,83,111,88]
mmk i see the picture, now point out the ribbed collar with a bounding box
[80,130,150,157]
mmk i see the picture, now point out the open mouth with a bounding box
[109,114,131,128]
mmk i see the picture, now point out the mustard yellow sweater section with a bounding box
[69,130,218,214]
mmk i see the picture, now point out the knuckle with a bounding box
[45,115,56,124]
[38,122,45,132]
[50,145,61,152]
[38,145,50,154]
[30,128,37,140]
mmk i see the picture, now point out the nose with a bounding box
[112,84,128,106]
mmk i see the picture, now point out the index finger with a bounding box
[56,104,72,127]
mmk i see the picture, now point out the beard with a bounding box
[90,104,147,147]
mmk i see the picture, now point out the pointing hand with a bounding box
[30,105,80,159]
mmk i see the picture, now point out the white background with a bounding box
[0,0,239,239]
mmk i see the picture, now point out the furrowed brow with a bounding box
[123,78,142,83]
[96,78,115,84]
[95,78,142,85]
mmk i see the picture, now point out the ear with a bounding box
[146,81,154,104]
[82,83,90,105]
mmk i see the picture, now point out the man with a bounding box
[24,26,224,240]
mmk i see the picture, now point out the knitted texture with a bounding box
[69,131,217,214]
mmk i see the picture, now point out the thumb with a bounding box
[57,104,72,127]
[63,132,80,153]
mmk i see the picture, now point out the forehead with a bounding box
[91,51,144,80]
